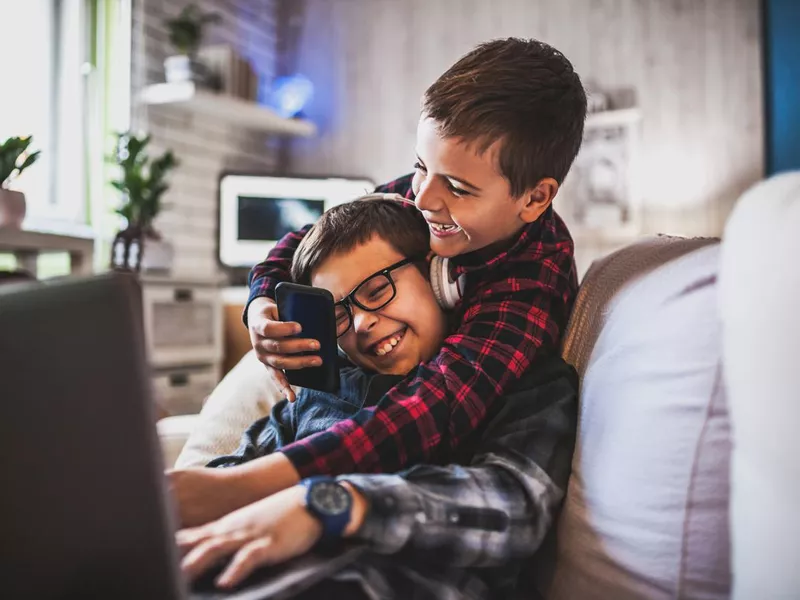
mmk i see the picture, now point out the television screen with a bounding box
[237,196,325,241]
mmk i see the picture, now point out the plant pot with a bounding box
[0,189,27,229]
[164,55,213,87]
[111,227,174,273]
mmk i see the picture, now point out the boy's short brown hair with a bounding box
[423,37,587,197]
[291,198,430,285]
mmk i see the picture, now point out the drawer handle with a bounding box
[169,373,190,387]
[174,288,193,302]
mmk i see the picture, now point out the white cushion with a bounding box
[173,350,285,468]
[157,415,199,469]
[720,172,800,598]
[542,241,730,599]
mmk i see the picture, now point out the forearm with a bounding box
[215,453,302,515]
[338,460,559,567]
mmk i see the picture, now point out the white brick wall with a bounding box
[131,0,281,278]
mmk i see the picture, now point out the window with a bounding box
[0,1,56,220]
[0,0,130,241]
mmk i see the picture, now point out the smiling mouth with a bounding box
[429,222,463,237]
[369,328,407,357]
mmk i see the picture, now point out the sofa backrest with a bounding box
[535,237,730,599]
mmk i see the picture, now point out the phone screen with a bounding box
[275,282,340,393]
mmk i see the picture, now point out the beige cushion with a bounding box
[173,351,285,468]
[720,172,800,598]
[537,236,730,599]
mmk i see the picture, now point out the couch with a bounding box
[158,172,800,598]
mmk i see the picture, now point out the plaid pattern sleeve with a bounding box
[243,224,313,327]
[331,359,577,597]
[279,205,577,477]
[243,174,414,327]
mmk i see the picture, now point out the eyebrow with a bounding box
[415,155,482,192]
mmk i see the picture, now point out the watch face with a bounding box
[309,482,350,516]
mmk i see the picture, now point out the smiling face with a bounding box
[412,116,555,258]
[310,235,448,375]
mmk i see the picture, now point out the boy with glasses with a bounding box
[203,198,449,468]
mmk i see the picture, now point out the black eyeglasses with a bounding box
[334,257,418,337]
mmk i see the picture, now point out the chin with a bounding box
[429,237,465,258]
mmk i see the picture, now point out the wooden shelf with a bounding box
[0,223,94,276]
[139,82,316,138]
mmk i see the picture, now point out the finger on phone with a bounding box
[265,355,323,371]
[260,337,320,356]
[257,319,302,339]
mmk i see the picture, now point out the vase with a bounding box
[164,55,214,87]
[0,189,27,229]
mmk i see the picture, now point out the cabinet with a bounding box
[141,276,224,416]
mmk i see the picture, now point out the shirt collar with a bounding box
[448,205,557,278]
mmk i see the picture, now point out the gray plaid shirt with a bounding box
[335,357,578,599]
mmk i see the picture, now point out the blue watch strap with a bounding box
[301,476,352,540]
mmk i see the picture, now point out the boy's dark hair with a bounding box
[291,198,430,285]
[423,37,587,197]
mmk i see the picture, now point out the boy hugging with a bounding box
[177,198,578,598]
[173,36,587,598]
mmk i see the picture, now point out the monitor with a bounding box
[218,173,374,269]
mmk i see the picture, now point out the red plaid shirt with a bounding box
[245,173,578,477]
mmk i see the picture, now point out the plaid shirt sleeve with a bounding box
[337,359,578,567]
[243,224,313,327]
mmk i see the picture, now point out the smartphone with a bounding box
[274,282,340,393]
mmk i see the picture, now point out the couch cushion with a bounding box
[537,239,730,599]
[174,350,285,468]
[720,172,800,598]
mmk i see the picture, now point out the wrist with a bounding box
[233,453,301,501]
[340,482,368,537]
[247,296,276,329]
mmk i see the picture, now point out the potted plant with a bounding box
[0,136,40,229]
[163,3,220,86]
[109,132,178,272]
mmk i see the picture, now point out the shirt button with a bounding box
[448,512,460,524]
[415,512,427,524]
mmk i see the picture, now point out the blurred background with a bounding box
[0,0,798,414]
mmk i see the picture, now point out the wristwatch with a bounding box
[301,476,353,540]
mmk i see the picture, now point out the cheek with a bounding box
[337,335,359,360]
[411,171,423,195]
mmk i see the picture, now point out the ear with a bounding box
[518,178,559,224]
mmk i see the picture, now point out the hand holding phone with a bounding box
[274,282,340,394]
[247,297,325,402]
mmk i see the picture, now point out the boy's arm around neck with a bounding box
[276,222,577,478]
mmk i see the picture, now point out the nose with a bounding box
[352,306,379,334]
[414,176,446,214]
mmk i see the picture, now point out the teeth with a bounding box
[431,223,459,232]
[373,332,404,356]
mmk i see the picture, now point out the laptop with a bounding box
[0,274,365,600]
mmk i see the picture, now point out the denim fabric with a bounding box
[208,367,402,468]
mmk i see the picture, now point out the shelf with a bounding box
[139,82,316,138]
[0,223,94,276]
[585,108,642,129]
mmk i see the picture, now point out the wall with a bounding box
[131,0,281,278]
[764,0,800,174]
[280,0,764,272]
